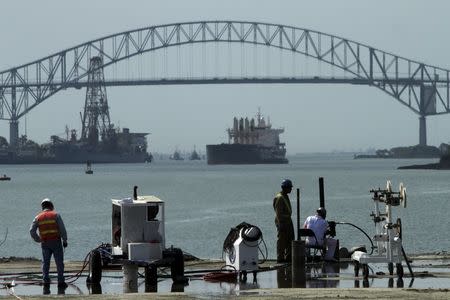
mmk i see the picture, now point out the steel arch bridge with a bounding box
[1,20,450,147]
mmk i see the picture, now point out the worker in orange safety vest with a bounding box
[30,198,68,288]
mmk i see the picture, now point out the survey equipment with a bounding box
[351,180,411,279]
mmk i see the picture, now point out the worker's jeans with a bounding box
[41,240,65,284]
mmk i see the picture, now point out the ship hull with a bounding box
[206,144,288,165]
[0,150,150,164]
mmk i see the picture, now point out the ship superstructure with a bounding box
[206,110,288,165]
[228,111,285,148]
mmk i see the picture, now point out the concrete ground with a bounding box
[4,288,450,299]
[1,256,450,299]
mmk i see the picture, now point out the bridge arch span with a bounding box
[1,21,449,147]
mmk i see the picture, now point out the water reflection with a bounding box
[355,277,411,288]
[277,266,292,288]
[306,263,340,288]
[87,283,102,294]
[171,282,187,293]
[237,281,259,293]
[276,262,341,289]
[42,283,68,295]
[42,283,50,295]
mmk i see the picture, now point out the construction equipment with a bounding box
[351,180,412,279]
[223,222,265,282]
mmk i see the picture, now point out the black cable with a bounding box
[401,246,414,278]
[336,222,375,255]
[257,236,268,264]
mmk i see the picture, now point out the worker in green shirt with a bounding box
[273,179,294,263]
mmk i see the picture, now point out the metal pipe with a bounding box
[319,177,325,208]
[133,186,138,200]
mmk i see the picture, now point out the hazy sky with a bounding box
[1,0,450,154]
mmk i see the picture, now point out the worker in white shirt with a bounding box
[303,207,337,261]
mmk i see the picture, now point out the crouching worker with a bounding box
[303,207,338,261]
[30,198,68,288]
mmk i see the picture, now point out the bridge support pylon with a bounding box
[419,115,427,146]
[9,119,19,149]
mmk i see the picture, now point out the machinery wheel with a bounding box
[354,261,360,277]
[87,249,102,284]
[396,263,404,278]
[388,262,394,275]
[362,264,369,280]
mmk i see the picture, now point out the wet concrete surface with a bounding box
[1,257,450,297]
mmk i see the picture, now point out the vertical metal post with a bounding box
[319,177,325,208]
[292,188,305,287]
[369,48,373,81]
[296,188,300,240]
[145,264,158,293]
[123,263,138,293]
[291,240,306,288]
[419,115,427,146]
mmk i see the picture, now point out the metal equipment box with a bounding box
[111,196,165,260]
[128,242,162,261]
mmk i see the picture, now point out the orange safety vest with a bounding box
[37,210,60,242]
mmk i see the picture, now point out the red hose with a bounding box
[203,271,237,283]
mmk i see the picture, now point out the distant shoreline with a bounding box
[397,163,446,170]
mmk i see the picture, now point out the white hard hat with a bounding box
[41,198,52,204]
[41,198,53,209]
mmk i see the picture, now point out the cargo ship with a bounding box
[0,56,152,164]
[206,110,288,165]
[0,127,151,164]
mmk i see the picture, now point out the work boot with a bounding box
[43,283,50,295]
[57,282,68,289]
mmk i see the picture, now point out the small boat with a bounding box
[189,146,201,160]
[0,174,11,181]
[169,150,184,161]
[85,161,93,174]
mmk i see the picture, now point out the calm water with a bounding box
[1,154,449,261]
